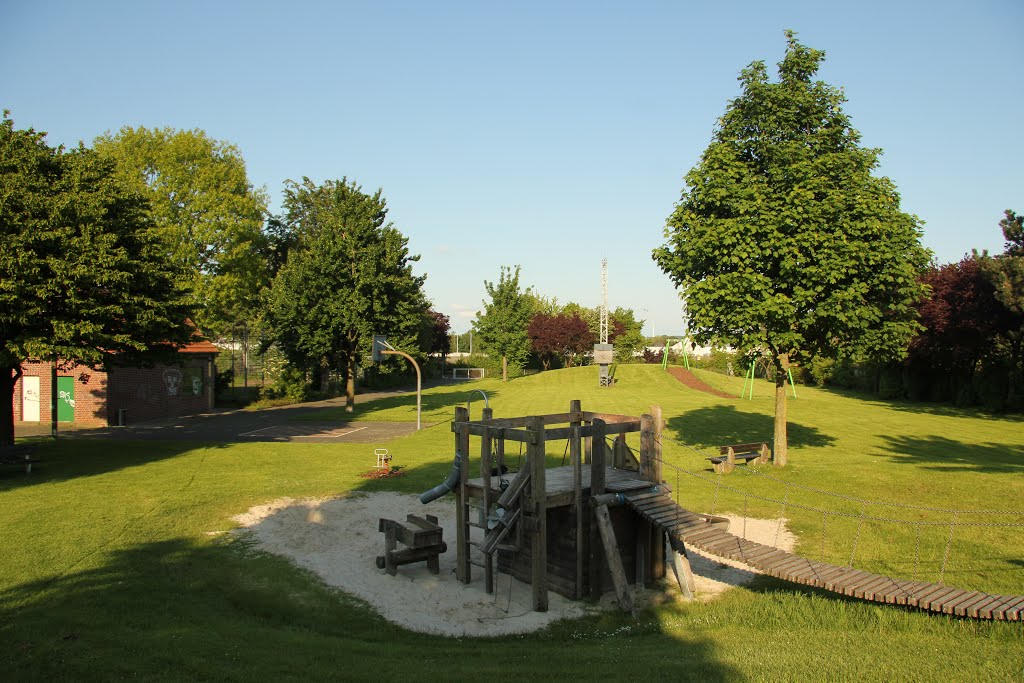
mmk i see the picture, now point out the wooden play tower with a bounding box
[450,400,687,612]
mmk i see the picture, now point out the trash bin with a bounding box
[116,408,127,427]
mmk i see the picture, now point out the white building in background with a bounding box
[642,340,719,358]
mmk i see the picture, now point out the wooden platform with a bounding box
[465,465,663,508]
[624,491,1024,621]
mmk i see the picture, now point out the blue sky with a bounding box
[3,1,1021,336]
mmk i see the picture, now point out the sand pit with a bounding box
[231,493,795,636]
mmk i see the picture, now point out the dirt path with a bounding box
[667,367,735,399]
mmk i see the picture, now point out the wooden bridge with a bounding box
[623,489,1024,621]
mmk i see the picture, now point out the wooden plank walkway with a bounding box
[624,491,1024,621]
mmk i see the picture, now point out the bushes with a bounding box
[260,366,311,403]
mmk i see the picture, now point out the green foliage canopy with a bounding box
[265,177,427,410]
[93,127,269,337]
[653,32,930,368]
[653,33,930,463]
[474,265,533,381]
[0,112,193,445]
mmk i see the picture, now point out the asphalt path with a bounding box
[16,385,441,444]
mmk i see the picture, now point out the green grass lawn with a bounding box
[2,365,1022,681]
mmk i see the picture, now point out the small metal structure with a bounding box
[596,258,613,387]
[466,389,489,420]
[374,448,392,474]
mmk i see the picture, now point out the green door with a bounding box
[57,376,75,422]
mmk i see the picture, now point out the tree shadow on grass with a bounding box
[0,438,223,491]
[0,531,741,680]
[874,435,1024,474]
[825,386,1024,424]
[297,381,504,423]
[665,405,837,452]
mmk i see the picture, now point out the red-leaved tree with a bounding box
[528,312,595,370]
[908,255,1009,384]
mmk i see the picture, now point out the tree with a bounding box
[474,265,533,381]
[265,177,427,411]
[979,209,1024,406]
[907,256,1008,399]
[423,310,452,356]
[1000,209,1024,256]
[1,112,193,446]
[653,33,930,465]
[93,127,269,338]
[609,307,646,363]
[528,311,595,370]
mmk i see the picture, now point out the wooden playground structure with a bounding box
[435,400,1024,620]
[448,400,702,612]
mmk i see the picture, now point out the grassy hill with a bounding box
[1,364,1021,680]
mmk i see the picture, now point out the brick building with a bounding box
[14,340,219,427]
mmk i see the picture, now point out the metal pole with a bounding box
[382,349,422,430]
[50,360,58,439]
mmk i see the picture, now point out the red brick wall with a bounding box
[16,354,216,426]
[15,361,108,425]
[106,357,214,425]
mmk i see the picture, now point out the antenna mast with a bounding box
[600,258,608,344]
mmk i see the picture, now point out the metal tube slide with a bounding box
[419,455,461,504]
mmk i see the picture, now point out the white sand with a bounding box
[231,493,795,636]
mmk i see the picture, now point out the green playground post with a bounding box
[787,368,797,398]
[742,364,755,400]
[661,341,670,370]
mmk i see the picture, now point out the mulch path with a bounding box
[667,367,736,399]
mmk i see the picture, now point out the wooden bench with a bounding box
[376,514,447,576]
[0,445,38,474]
[707,442,771,474]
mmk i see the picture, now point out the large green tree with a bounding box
[653,33,930,465]
[0,112,193,446]
[265,177,427,412]
[474,265,533,381]
[93,127,268,338]
[980,210,1024,406]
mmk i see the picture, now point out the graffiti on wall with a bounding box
[163,369,183,396]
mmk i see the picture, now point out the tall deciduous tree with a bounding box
[0,112,193,446]
[474,265,533,381]
[265,177,427,411]
[980,209,1024,405]
[93,127,269,337]
[653,33,930,465]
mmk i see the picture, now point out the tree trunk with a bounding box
[502,355,508,382]
[773,353,789,467]
[345,358,355,413]
[1,366,19,448]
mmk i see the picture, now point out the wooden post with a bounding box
[571,424,583,599]
[569,399,582,425]
[594,503,635,614]
[667,537,696,600]
[589,418,606,600]
[527,415,547,612]
[383,523,398,576]
[454,406,471,583]
[481,411,494,594]
[649,405,665,580]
